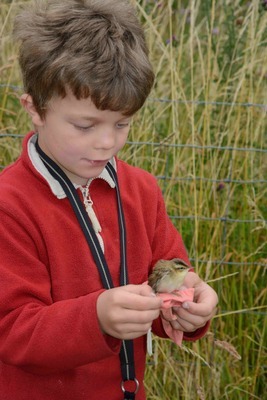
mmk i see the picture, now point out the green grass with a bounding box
[1,0,267,398]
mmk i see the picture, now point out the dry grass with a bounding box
[0,0,266,398]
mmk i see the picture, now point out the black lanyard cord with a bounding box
[35,139,138,398]
[105,163,128,287]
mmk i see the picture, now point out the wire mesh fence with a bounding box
[0,57,266,400]
[1,84,266,276]
[1,0,267,396]
[0,86,266,329]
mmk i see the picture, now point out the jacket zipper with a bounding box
[81,181,105,253]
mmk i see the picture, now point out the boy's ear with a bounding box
[20,94,44,126]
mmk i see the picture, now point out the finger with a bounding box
[124,284,155,298]
[115,329,151,340]
[174,308,213,328]
[181,301,217,317]
[170,318,205,332]
[171,307,211,328]
[179,313,207,328]
[183,271,202,288]
[137,284,156,297]
[111,322,153,340]
[111,308,160,325]
[192,282,219,310]
[120,286,162,310]
[170,319,196,332]
[161,311,196,332]
[170,310,208,331]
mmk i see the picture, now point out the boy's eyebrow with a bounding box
[68,115,99,121]
[67,114,131,122]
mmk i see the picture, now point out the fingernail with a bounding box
[182,302,190,309]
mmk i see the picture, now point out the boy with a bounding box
[0,0,218,399]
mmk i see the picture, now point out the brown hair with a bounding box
[14,0,154,118]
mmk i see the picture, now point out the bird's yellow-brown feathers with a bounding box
[148,258,190,293]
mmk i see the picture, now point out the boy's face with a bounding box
[22,91,132,185]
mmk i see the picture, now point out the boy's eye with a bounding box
[74,124,94,131]
[117,122,130,129]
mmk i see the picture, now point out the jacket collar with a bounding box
[28,133,116,199]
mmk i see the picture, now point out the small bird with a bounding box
[148,258,190,293]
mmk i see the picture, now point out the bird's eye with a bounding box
[173,258,188,267]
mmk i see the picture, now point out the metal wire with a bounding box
[0,92,266,277]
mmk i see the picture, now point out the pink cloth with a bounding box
[158,288,195,346]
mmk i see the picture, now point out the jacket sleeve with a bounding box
[149,184,210,341]
[0,209,121,374]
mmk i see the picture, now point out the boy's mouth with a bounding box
[83,159,109,166]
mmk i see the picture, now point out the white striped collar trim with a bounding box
[28,133,116,199]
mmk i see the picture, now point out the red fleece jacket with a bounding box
[0,132,207,399]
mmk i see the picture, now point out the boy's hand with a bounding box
[166,272,218,333]
[96,284,162,340]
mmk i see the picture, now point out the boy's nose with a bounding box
[95,130,116,150]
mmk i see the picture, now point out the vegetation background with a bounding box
[0,0,266,398]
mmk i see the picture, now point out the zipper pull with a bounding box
[81,185,105,253]
[84,197,102,234]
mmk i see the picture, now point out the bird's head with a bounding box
[171,258,190,272]
[148,258,190,293]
